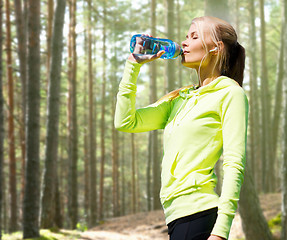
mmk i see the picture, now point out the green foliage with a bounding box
[2,230,82,240]
[268,213,282,228]
[76,222,88,232]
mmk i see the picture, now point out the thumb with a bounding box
[150,50,165,61]
[157,50,165,58]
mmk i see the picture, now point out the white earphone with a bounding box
[209,47,218,52]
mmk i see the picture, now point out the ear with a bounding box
[217,41,224,52]
[210,41,224,55]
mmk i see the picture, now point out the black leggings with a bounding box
[168,208,218,240]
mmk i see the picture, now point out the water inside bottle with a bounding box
[130,34,182,59]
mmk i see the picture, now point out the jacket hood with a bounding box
[179,76,239,99]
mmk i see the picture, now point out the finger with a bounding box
[149,50,165,61]
[155,50,165,59]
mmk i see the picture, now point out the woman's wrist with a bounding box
[208,234,226,240]
[128,53,138,62]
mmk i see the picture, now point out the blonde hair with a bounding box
[158,16,245,103]
[193,16,245,86]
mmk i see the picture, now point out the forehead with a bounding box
[188,22,210,35]
[187,23,197,35]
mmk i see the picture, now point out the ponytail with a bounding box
[221,42,245,87]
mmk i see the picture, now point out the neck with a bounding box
[197,68,221,87]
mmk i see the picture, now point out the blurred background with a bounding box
[0,0,286,239]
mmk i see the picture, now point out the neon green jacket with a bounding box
[115,60,249,239]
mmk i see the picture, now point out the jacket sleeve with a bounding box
[211,86,249,239]
[114,60,171,133]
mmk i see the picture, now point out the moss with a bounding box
[268,213,282,228]
[2,229,82,240]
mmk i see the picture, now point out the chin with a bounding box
[181,60,196,69]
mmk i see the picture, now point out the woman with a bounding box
[115,16,249,240]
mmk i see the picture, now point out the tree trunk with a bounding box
[259,0,273,193]
[176,0,182,87]
[46,0,53,77]
[83,63,89,224]
[67,0,78,229]
[281,0,287,238]
[111,17,120,218]
[40,0,66,228]
[87,0,97,226]
[13,0,27,201]
[0,0,4,237]
[281,68,287,240]
[239,166,273,240]
[99,1,107,221]
[23,0,41,238]
[271,2,286,192]
[248,0,261,191]
[5,0,18,232]
[147,134,152,211]
[166,0,175,92]
[131,133,136,213]
[204,0,230,22]
[120,134,126,216]
[112,112,119,217]
[54,176,63,228]
[149,0,161,211]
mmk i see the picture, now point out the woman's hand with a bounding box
[207,235,226,240]
[128,50,165,64]
[128,34,165,64]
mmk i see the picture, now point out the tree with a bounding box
[40,0,66,228]
[22,0,41,238]
[271,0,286,191]
[239,167,273,240]
[99,0,107,220]
[86,0,97,226]
[0,0,4,237]
[166,0,175,92]
[149,0,161,210]
[281,0,287,238]
[46,0,53,76]
[5,0,17,232]
[13,0,27,197]
[120,134,126,216]
[67,0,78,229]
[131,133,136,213]
[259,0,273,193]
[248,0,261,190]
[282,62,287,239]
[205,0,230,22]
[111,10,120,218]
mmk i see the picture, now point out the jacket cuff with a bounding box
[211,212,233,239]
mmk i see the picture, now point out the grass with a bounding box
[2,229,82,240]
[268,213,282,239]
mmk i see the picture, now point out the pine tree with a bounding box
[23,0,41,238]
[41,0,66,228]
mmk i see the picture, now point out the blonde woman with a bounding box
[115,16,249,240]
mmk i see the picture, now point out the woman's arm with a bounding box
[114,59,171,133]
[211,86,249,239]
[208,235,226,240]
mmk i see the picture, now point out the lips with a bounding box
[183,50,189,55]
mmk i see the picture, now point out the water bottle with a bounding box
[130,34,183,59]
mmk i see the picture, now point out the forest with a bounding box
[0,0,287,239]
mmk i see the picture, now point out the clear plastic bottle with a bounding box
[130,34,183,59]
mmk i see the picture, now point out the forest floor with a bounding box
[2,193,281,240]
[79,193,282,240]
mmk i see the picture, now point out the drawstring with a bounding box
[171,86,201,129]
[178,91,200,122]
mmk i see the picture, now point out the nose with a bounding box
[182,39,188,48]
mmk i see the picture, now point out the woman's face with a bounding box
[181,23,214,69]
